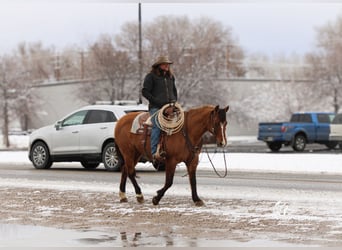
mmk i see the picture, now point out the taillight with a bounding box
[281,126,287,133]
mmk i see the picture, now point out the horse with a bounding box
[114,104,229,206]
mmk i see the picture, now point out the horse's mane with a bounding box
[186,105,215,114]
[187,105,215,115]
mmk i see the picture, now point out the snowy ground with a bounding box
[1,135,342,247]
[2,134,342,175]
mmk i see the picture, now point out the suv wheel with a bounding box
[102,142,121,171]
[81,161,100,169]
[30,142,52,169]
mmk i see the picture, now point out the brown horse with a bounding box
[114,105,229,206]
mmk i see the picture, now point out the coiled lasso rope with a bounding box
[156,102,185,135]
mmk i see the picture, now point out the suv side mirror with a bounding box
[55,121,62,130]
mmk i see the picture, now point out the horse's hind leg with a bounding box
[128,173,144,203]
[119,165,128,202]
[127,157,144,204]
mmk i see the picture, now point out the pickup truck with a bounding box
[258,112,337,152]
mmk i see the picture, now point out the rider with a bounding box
[142,55,178,162]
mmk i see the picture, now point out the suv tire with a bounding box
[102,142,121,171]
[30,141,53,169]
[81,161,100,169]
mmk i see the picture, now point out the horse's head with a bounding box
[208,105,229,147]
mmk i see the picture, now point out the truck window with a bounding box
[317,114,331,123]
[290,114,312,123]
[301,114,312,123]
[290,114,299,122]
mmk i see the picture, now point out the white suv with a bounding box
[28,104,147,171]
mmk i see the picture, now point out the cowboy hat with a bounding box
[152,55,173,67]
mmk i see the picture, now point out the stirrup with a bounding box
[153,152,166,162]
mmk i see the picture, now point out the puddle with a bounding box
[0,223,304,247]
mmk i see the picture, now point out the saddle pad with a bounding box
[130,112,151,134]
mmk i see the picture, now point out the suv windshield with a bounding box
[62,110,87,126]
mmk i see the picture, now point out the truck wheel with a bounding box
[267,142,282,152]
[292,135,306,152]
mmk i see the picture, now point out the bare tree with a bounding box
[57,46,85,81]
[305,15,342,113]
[231,53,312,125]
[17,42,55,82]
[116,15,245,107]
[77,35,137,104]
[0,54,32,147]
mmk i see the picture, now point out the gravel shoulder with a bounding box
[1,186,342,247]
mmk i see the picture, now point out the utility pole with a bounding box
[138,2,143,104]
[54,53,61,81]
[80,50,85,79]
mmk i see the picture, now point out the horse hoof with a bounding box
[152,197,159,206]
[120,198,128,203]
[195,200,205,206]
[136,195,144,204]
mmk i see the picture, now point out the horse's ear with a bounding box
[214,105,219,112]
[225,105,230,112]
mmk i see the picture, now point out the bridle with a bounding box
[182,106,229,178]
[209,109,228,143]
[205,108,229,178]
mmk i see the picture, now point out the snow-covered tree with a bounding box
[305,15,342,113]
[116,15,245,107]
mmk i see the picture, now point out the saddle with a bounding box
[130,112,164,160]
[130,106,180,161]
[130,112,152,135]
[130,105,180,135]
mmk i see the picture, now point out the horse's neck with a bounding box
[185,108,211,142]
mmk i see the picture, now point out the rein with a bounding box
[204,146,228,178]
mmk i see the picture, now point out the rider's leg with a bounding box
[149,108,160,156]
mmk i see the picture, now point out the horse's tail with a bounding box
[115,141,125,167]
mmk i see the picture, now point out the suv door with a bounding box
[79,110,117,153]
[51,110,88,155]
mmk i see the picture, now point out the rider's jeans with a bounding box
[149,108,160,155]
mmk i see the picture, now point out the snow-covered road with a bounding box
[1,135,342,247]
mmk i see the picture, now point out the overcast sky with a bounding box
[0,1,342,57]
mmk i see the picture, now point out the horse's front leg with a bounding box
[187,156,204,206]
[152,161,176,205]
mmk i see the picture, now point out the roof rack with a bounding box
[93,100,140,106]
